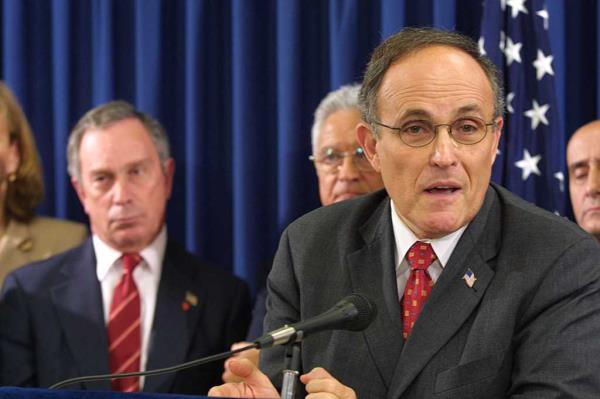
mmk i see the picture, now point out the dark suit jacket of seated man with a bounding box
[261,184,600,398]
[0,237,251,394]
[0,100,251,395]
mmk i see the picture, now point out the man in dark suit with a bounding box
[209,28,600,398]
[0,101,251,394]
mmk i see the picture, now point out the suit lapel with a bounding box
[50,239,111,390]
[143,243,198,393]
[387,188,501,398]
[347,198,405,390]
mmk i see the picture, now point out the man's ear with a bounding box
[163,158,175,199]
[357,122,381,172]
[71,178,89,214]
[490,116,503,165]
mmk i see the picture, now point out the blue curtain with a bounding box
[1,0,598,296]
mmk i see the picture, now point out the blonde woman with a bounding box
[0,82,87,284]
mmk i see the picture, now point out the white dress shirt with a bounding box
[94,226,166,386]
[390,200,467,301]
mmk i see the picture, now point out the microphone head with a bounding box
[336,293,377,332]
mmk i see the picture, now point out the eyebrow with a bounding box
[398,104,486,121]
[88,159,151,175]
[568,160,589,173]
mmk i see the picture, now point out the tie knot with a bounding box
[407,241,437,271]
[122,253,142,273]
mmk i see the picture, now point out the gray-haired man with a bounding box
[0,101,251,395]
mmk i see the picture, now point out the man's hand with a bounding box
[209,358,279,398]
[300,367,357,399]
[223,342,261,383]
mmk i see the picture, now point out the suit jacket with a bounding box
[0,217,87,285]
[246,287,267,341]
[261,184,600,398]
[0,238,251,395]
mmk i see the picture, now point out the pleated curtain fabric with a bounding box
[0,0,594,297]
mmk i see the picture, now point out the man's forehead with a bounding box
[318,110,361,143]
[83,157,153,175]
[568,126,600,161]
[376,46,494,116]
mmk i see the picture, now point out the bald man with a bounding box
[567,120,600,242]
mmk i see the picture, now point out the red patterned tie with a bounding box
[108,253,142,392]
[402,242,437,339]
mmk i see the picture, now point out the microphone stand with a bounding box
[280,338,302,399]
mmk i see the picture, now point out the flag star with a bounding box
[507,0,528,18]
[532,49,554,80]
[478,37,486,56]
[536,6,549,30]
[515,150,542,180]
[554,171,565,192]
[506,92,515,113]
[524,100,550,130]
[504,37,522,65]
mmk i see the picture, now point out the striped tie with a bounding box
[108,253,142,392]
[402,242,436,339]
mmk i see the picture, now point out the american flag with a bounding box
[463,268,477,289]
[480,0,567,215]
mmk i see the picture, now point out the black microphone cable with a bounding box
[49,342,258,389]
[50,293,376,390]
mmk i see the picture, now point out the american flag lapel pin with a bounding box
[463,268,477,289]
[182,291,198,312]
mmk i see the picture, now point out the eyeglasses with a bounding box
[371,117,497,147]
[309,147,375,174]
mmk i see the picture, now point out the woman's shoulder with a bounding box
[27,216,88,245]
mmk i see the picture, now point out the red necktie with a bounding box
[108,253,142,392]
[402,242,436,339]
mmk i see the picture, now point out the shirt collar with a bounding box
[95,226,167,281]
[390,200,467,267]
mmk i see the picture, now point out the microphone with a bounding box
[255,293,376,349]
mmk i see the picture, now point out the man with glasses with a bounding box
[210,28,600,398]
[309,83,384,206]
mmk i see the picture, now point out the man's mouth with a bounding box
[111,215,141,226]
[424,183,461,194]
[334,192,362,202]
[584,206,600,216]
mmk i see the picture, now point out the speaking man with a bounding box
[210,28,600,399]
[0,101,251,394]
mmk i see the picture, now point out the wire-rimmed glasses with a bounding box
[309,147,375,174]
[371,116,497,147]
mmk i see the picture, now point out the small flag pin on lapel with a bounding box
[182,291,198,312]
[463,268,477,288]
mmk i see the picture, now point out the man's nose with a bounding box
[337,155,360,180]
[430,127,459,167]
[112,178,133,204]
[585,166,600,197]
